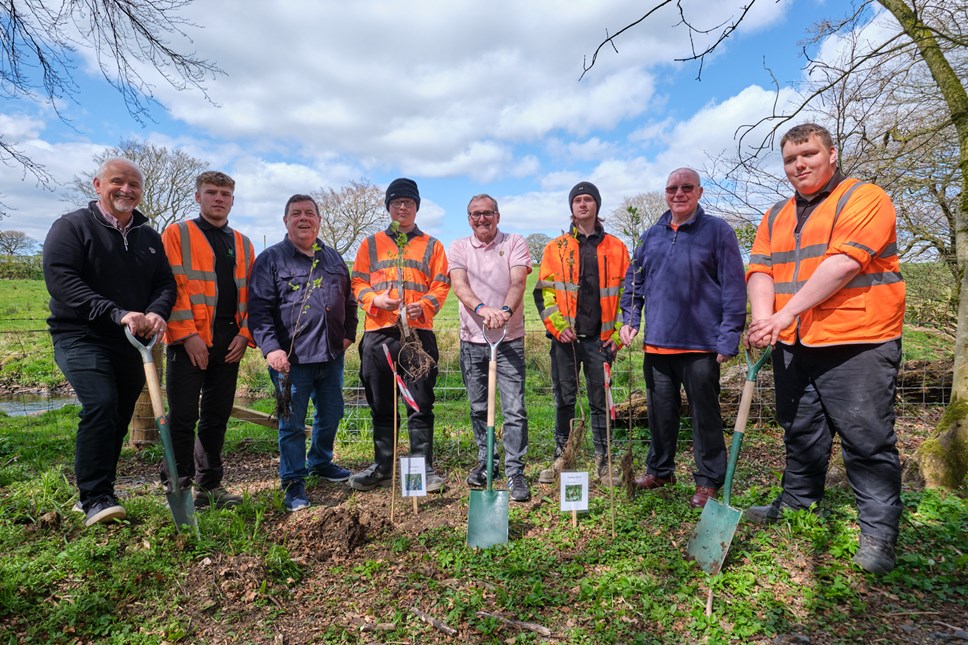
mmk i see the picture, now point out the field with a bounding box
[0,276,965,643]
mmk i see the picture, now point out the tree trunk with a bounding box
[880,0,968,489]
[129,342,164,447]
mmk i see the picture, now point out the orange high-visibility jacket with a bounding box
[351,229,450,332]
[162,220,256,346]
[747,178,905,346]
[535,231,629,344]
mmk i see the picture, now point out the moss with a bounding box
[909,398,968,490]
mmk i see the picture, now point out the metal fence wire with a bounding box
[0,324,951,455]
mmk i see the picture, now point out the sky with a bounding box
[0,0,864,253]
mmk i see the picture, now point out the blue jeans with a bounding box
[459,338,529,476]
[270,355,345,486]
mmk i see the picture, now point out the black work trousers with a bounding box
[359,328,438,473]
[773,340,903,543]
[53,332,145,510]
[164,320,241,490]
[643,352,726,488]
[549,336,614,455]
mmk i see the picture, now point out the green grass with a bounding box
[0,404,965,643]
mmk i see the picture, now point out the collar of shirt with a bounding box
[95,203,133,233]
[384,224,424,241]
[795,170,845,206]
[667,206,702,228]
[194,215,233,235]
[279,234,326,258]
[470,229,505,249]
[576,223,604,244]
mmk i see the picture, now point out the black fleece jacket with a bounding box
[43,202,176,341]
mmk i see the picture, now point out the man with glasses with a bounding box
[448,194,532,501]
[619,167,746,509]
[349,178,451,492]
[534,181,629,486]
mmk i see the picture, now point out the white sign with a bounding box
[560,471,589,512]
[399,457,427,497]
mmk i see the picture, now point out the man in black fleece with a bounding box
[43,157,176,527]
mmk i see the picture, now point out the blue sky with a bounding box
[1,0,853,252]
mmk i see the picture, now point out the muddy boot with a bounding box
[538,444,566,484]
[596,454,621,487]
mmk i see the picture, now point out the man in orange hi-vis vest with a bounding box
[348,178,450,493]
[162,171,255,511]
[745,123,906,574]
[533,182,629,487]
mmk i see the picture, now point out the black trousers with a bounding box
[53,332,145,510]
[164,320,241,490]
[549,337,614,455]
[773,340,903,543]
[359,328,438,472]
[643,352,725,488]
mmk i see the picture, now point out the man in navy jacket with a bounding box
[619,167,746,508]
[248,194,358,512]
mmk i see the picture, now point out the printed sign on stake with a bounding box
[400,456,427,497]
[560,471,589,512]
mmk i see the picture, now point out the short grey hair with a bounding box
[467,193,499,214]
[96,157,143,182]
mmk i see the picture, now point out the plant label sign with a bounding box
[560,471,589,512]
[399,457,426,497]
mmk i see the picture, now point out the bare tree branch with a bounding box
[0,0,221,185]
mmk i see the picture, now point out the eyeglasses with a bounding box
[468,210,497,220]
[665,184,697,195]
[389,199,416,210]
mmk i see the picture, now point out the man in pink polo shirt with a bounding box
[448,194,532,502]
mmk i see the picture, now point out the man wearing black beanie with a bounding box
[349,178,451,493]
[533,181,630,487]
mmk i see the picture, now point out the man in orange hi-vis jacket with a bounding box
[162,171,255,511]
[745,123,905,574]
[348,178,450,493]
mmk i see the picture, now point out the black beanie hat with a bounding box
[385,178,421,211]
[568,181,601,214]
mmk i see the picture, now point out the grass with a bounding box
[0,270,963,641]
[0,406,964,642]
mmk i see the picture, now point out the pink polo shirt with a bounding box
[447,230,532,343]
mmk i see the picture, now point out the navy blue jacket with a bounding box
[43,202,176,341]
[620,207,746,356]
[249,236,358,364]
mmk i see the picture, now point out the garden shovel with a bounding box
[125,327,198,534]
[686,346,772,575]
[467,323,509,548]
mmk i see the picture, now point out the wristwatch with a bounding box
[500,305,513,315]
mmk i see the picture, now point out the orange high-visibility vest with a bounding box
[351,230,450,332]
[747,178,905,346]
[162,220,255,346]
[535,231,629,344]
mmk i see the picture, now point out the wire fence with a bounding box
[0,322,951,459]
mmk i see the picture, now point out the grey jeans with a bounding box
[459,338,529,476]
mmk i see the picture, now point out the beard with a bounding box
[110,194,137,214]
